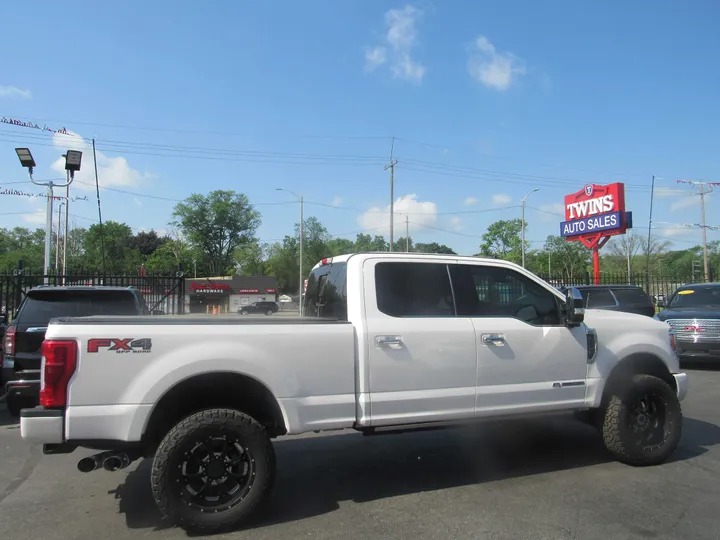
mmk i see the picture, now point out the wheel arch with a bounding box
[601,353,677,407]
[142,371,288,452]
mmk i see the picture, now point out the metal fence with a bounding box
[536,269,719,298]
[0,260,185,318]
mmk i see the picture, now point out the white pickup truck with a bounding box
[21,253,687,533]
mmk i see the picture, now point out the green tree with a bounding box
[145,237,197,274]
[171,190,261,275]
[84,221,136,273]
[479,219,525,261]
[544,235,591,282]
[0,227,45,269]
[326,237,355,256]
[131,230,168,257]
[415,241,456,254]
[233,242,271,276]
[354,233,388,252]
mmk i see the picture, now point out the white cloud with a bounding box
[330,196,343,207]
[468,35,526,91]
[364,46,387,71]
[23,209,46,225]
[0,85,32,99]
[365,6,425,83]
[464,196,477,206]
[359,194,437,235]
[655,226,697,238]
[50,130,154,191]
[670,195,701,212]
[492,193,512,206]
[655,187,685,198]
[449,216,463,231]
[537,202,565,223]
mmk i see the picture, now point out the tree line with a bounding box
[1,191,716,294]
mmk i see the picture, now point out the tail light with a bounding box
[3,326,15,356]
[39,340,78,408]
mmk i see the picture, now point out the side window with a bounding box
[611,288,649,305]
[451,264,561,325]
[586,289,616,308]
[375,262,455,317]
[304,262,348,320]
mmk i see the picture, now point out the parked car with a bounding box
[559,285,655,317]
[656,282,720,361]
[238,301,279,315]
[21,254,685,532]
[2,286,151,416]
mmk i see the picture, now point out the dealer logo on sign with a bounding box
[584,184,594,197]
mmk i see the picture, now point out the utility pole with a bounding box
[62,183,70,277]
[645,174,656,292]
[277,188,304,315]
[405,215,409,252]
[521,188,539,268]
[385,137,397,252]
[626,238,632,284]
[677,180,720,282]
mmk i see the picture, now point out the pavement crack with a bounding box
[0,444,42,505]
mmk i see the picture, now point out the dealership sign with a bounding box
[560,183,631,245]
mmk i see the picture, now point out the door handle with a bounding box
[482,334,506,347]
[376,336,403,349]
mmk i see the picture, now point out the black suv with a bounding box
[2,286,150,416]
[238,301,279,316]
[559,285,655,317]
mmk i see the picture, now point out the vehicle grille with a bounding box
[666,319,720,342]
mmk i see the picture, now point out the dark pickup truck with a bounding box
[2,286,151,415]
[656,282,720,361]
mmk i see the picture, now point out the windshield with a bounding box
[668,287,720,308]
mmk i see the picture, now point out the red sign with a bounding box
[190,283,232,291]
[265,289,277,294]
[561,183,628,246]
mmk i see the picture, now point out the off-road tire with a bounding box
[601,374,682,466]
[151,408,276,533]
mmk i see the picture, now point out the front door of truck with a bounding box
[449,263,589,415]
[363,258,477,426]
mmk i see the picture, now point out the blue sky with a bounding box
[1,0,719,255]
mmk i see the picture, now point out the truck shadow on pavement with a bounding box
[0,410,19,428]
[113,415,720,535]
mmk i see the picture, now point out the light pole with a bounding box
[55,202,65,270]
[277,188,304,315]
[521,188,539,268]
[15,148,81,283]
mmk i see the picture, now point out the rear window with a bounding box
[585,288,616,308]
[304,262,347,320]
[16,290,140,325]
[611,288,651,305]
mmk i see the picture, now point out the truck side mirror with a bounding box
[565,287,585,326]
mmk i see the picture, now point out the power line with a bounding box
[676,179,720,282]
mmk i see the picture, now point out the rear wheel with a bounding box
[265,310,273,316]
[151,409,276,533]
[601,374,682,466]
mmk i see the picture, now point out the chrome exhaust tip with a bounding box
[102,453,131,472]
[77,456,100,473]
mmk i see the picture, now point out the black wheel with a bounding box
[601,374,682,466]
[239,310,248,316]
[265,310,273,316]
[151,409,276,533]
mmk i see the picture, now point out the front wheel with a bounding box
[151,409,276,533]
[265,310,273,316]
[601,374,682,466]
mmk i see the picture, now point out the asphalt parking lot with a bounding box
[1,366,719,540]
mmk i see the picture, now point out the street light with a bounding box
[521,188,539,268]
[277,188,304,315]
[14,148,80,282]
[61,151,82,277]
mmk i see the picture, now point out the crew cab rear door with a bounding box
[449,262,588,415]
[362,257,477,426]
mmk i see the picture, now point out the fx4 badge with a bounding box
[87,338,152,354]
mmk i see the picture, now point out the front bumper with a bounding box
[673,372,688,402]
[20,407,64,444]
[676,340,720,360]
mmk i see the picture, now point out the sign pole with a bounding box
[593,247,601,285]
